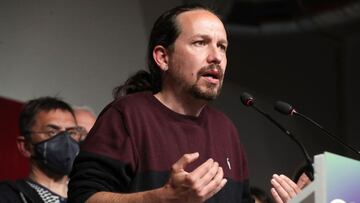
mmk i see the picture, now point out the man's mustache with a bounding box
[197,64,224,80]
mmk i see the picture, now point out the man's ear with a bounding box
[17,136,32,158]
[153,45,169,71]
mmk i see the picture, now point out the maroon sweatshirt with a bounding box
[68,91,252,203]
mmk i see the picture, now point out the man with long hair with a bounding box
[69,4,251,203]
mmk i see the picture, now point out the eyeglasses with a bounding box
[28,126,86,141]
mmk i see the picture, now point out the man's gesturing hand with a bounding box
[271,174,307,203]
[163,152,227,203]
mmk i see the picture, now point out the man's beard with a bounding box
[169,64,224,101]
[190,64,224,101]
[190,81,222,101]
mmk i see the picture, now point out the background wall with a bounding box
[1,0,360,194]
[213,30,359,190]
[0,0,149,114]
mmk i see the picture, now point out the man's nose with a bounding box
[207,45,224,64]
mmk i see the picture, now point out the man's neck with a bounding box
[28,164,68,197]
[154,90,206,117]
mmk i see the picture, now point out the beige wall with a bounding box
[0,0,148,114]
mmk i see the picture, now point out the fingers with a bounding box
[296,173,311,189]
[189,158,216,186]
[270,174,300,202]
[185,159,226,201]
[212,177,227,196]
[200,167,227,200]
[271,187,284,203]
[182,158,215,189]
[171,152,200,173]
[168,154,227,202]
[277,174,301,193]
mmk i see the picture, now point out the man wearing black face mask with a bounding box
[0,97,82,203]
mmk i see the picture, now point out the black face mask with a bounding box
[33,131,80,175]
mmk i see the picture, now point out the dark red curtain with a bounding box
[0,96,29,180]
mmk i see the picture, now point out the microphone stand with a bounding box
[252,104,314,180]
[274,100,360,157]
[295,111,360,156]
[241,93,315,181]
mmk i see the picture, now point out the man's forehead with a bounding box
[176,9,227,38]
[177,9,219,20]
[35,109,76,127]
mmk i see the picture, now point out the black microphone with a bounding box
[240,92,314,180]
[274,101,360,157]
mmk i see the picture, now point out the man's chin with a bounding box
[191,87,221,101]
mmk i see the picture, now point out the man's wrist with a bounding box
[146,183,175,203]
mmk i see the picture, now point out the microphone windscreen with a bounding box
[240,92,255,106]
[274,101,294,115]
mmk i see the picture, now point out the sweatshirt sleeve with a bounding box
[68,105,137,203]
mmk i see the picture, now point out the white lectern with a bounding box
[289,152,360,203]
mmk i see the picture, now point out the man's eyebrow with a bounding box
[44,124,78,131]
[218,39,228,45]
[191,34,209,39]
[44,124,61,130]
[191,34,228,43]
[65,126,80,131]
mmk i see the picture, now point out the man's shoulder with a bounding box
[112,91,152,109]
[0,180,24,202]
[108,91,159,116]
[0,179,50,203]
[94,92,154,125]
[0,180,18,191]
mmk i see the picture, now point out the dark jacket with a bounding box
[0,180,43,203]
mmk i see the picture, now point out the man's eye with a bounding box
[194,41,206,46]
[219,44,227,52]
[67,130,77,136]
[48,130,58,136]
